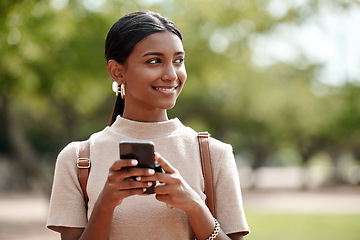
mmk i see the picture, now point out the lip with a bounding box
[152,86,178,93]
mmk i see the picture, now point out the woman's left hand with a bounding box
[139,152,204,213]
[142,153,239,240]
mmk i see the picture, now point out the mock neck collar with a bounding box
[110,116,183,139]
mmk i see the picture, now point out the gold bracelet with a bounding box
[194,218,220,240]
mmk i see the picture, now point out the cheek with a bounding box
[138,68,162,81]
[178,67,187,83]
[125,69,157,87]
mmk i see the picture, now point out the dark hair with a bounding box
[105,10,183,125]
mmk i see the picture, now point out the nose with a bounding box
[161,63,177,82]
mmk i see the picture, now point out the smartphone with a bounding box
[119,141,161,194]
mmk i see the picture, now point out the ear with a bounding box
[107,60,125,84]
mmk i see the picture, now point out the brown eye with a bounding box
[146,58,161,64]
[174,57,184,64]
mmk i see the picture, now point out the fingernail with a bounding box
[131,160,138,165]
[148,169,155,174]
[136,176,141,181]
[147,182,152,186]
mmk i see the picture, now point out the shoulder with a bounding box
[56,134,99,166]
[175,121,233,155]
[209,136,233,155]
[55,141,82,171]
[55,123,113,161]
[207,136,236,173]
[57,142,77,162]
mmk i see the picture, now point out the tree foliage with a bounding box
[1,0,360,191]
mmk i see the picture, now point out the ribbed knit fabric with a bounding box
[47,116,250,239]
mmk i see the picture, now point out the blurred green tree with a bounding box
[1,0,359,191]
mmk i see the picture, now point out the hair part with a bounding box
[105,10,183,125]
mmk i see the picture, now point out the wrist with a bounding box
[96,190,120,212]
[185,198,220,240]
[195,218,220,240]
[184,197,207,216]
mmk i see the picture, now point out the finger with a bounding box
[139,172,171,184]
[111,159,138,171]
[154,152,176,174]
[154,182,178,194]
[117,179,153,190]
[118,188,148,198]
[155,193,172,204]
[121,168,155,179]
[108,167,154,184]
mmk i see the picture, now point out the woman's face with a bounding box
[120,31,187,121]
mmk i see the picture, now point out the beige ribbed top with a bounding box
[47,116,250,239]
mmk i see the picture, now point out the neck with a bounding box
[122,108,169,122]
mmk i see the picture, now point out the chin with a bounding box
[159,101,177,110]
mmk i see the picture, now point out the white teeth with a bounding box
[155,87,176,92]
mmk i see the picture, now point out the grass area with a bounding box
[245,211,360,240]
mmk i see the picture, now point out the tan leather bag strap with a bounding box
[77,140,91,207]
[197,132,216,218]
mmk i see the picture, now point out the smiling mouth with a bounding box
[153,86,178,93]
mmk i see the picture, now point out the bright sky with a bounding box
[251,0,360,86]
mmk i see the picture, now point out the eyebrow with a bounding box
[142,51,185,57]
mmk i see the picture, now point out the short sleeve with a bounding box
[47,142,88,232]
[211,141,250,235]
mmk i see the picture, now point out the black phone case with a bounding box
[119,141,161,194]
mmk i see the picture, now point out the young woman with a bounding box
[47,10,250,240]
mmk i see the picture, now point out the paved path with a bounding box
[242,186,360,214]
[0,186,359,239]
[0,194,58,240]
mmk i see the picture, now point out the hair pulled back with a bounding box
[106,11,183,125]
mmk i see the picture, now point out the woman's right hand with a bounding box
[97,159,155,209]
[64,160,155,240]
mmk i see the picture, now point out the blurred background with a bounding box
[1,0,360,239]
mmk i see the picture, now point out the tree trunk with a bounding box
[328,149,344,185]
[0,94,50,193]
